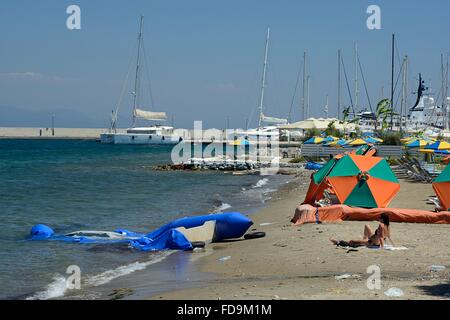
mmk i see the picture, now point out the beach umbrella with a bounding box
[418,149,436,154]
[326,154,400,208]
[405,139,429,148]
[425,141,450,150]
[229,138,250,146]
[325,139,347,147]
[322,136,339,142]
[364,137,383,144]
[347,138,368,146]
[304,136,324,144]
[432,164,450,211]
[403,135,434,144]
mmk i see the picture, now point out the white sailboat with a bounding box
[100,16,182,145]
[233,28,287,141]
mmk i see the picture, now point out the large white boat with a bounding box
[100,126,182,144]
[405,74,450,134]
[100,16,181,145]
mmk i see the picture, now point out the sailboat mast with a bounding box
[354,42,359,114]
[337,50,341,120]
[444,53,450,131]
[442,53,445,129]
[132,16,144,127]
[258,28,270,128]
[400,56,407,133]
[390,34,395,130]
[302,52,307,120]
[306,75,310,119]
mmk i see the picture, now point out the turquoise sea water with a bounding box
[0,139,286,299]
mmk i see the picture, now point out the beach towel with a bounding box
[336,244,408,251]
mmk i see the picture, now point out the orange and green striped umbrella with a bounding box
[432,164,450,211]
[326,154,400,208]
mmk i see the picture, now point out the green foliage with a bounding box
[289,157,305,163]
[376,130,403,146]
[376,99,394,130]
[324,121,344,138]
[302,127,321,141]
[346,126,362,139]
[386,157,399,166]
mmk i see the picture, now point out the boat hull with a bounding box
[100,133,182,145]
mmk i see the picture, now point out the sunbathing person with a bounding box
[330,213,395,249]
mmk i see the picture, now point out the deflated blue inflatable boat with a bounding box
[29,212,253,252]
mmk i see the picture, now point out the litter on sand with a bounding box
[219,256,231,262]
[384,288,404,297]
[335,274,352,280]
[429,265,446,272]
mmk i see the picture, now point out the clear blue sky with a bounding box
[1,0,449,128]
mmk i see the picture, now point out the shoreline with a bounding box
[150,177,450,300]
[51,173,296,300]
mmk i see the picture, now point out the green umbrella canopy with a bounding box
[326,154,400,208]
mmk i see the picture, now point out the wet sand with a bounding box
[151,176,450,300]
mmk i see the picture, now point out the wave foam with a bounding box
[27,251,173,300]
[253,178,269,188]
[214,202,232,212]
[26,275,68,300]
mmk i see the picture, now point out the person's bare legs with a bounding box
[349,239,369,247]
[329,237,339,245]
[330,237,369,247]
[363,225,373,240]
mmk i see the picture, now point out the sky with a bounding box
[1,0,450,129]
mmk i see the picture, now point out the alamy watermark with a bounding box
[366,265,381,290]
[66,265,81,290]
[66,5,81,30]
[367,5,381,30]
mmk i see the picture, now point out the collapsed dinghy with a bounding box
[29,212,253,252]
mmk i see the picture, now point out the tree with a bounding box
[376,99,395,130]
[325,121,344,138]
[303,127,321,141]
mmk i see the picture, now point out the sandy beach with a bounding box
[151,174,450,300]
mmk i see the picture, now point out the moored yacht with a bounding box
[100,16,181,145]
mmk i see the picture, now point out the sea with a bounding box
[0,139,291,299]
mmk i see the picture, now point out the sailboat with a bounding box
[100,16,182,145]
[233,28,287,141]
